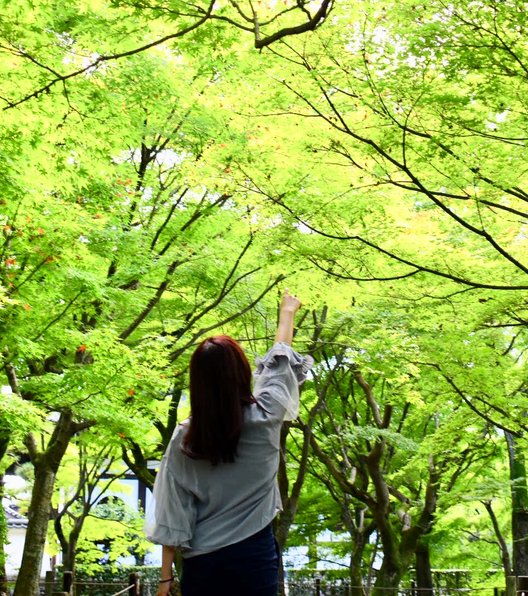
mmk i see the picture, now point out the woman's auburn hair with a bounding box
[182,335,255,465]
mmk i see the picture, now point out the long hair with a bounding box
[182,336,255,465]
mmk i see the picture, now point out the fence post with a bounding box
[128,572,140,596]
[518,576,528,596]
[44,570,55,596]
[62,570,73,595]
[315,577,321,596]
[506,576,517,596]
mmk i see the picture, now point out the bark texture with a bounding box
[14,411,79,596]
[506,431,528,575]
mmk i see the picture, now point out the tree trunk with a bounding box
[371,526,415,596]
[372,558,405,596]
[415,539,434,594]
[368,459,408,595]
[342,504,368,596]
[349,548,367,596]
[0,434,10,596]
[62,516,84,574]
[14,411,77,596]
[483,499,513,581]
[13,458,56,595]
[277,556,286,596]
[63,537,77,574]
[0,474,8,596]
[505,431,528,574]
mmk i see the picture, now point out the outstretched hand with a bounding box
[275,289,302,345]
[279,289,301,314]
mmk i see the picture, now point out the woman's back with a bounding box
[152,341,312,557]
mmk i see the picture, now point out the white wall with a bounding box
[4,474,57,577]
[5,527,54,576]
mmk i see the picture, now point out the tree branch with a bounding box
[254,0,332,48]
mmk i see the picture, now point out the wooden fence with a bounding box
[43,570,141,596]
[6,572,528,596]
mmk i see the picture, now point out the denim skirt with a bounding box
[180,524,279,596]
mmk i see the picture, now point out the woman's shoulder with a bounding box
[163,420,201,481]
[164,420,190,459]
[171,418,189,438]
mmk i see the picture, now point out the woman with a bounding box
[145,290,312,596]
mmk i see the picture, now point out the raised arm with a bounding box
[274,289,302,346]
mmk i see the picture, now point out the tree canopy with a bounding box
[1,0,527,594]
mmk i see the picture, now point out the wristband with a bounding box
[159,577,174,583]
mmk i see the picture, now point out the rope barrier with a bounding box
[66,581,133,586]
[109,584,134,596]
[282,582,502,593]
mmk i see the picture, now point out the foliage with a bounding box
[1,0,528,589]
[74,497,150,575]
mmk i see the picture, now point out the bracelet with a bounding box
[159,577,174,583]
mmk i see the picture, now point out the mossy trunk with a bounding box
[415,539,433,594]
[0,474,8,596]
[371,558,406,596]
[0,434,10,595]
[14,411,77,596]
[13,460,56,596]
[506,432,528,574]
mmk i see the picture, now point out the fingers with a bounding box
[280,288,301,312]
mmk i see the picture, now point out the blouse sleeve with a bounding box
[253,342,313,421]
[144,428,196,549]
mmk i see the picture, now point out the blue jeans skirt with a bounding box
[180,524,279,596]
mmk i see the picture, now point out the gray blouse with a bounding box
[145,342,313,558]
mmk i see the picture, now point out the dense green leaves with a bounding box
[1,0,528,591]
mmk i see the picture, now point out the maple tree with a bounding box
[1,0,528,594]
